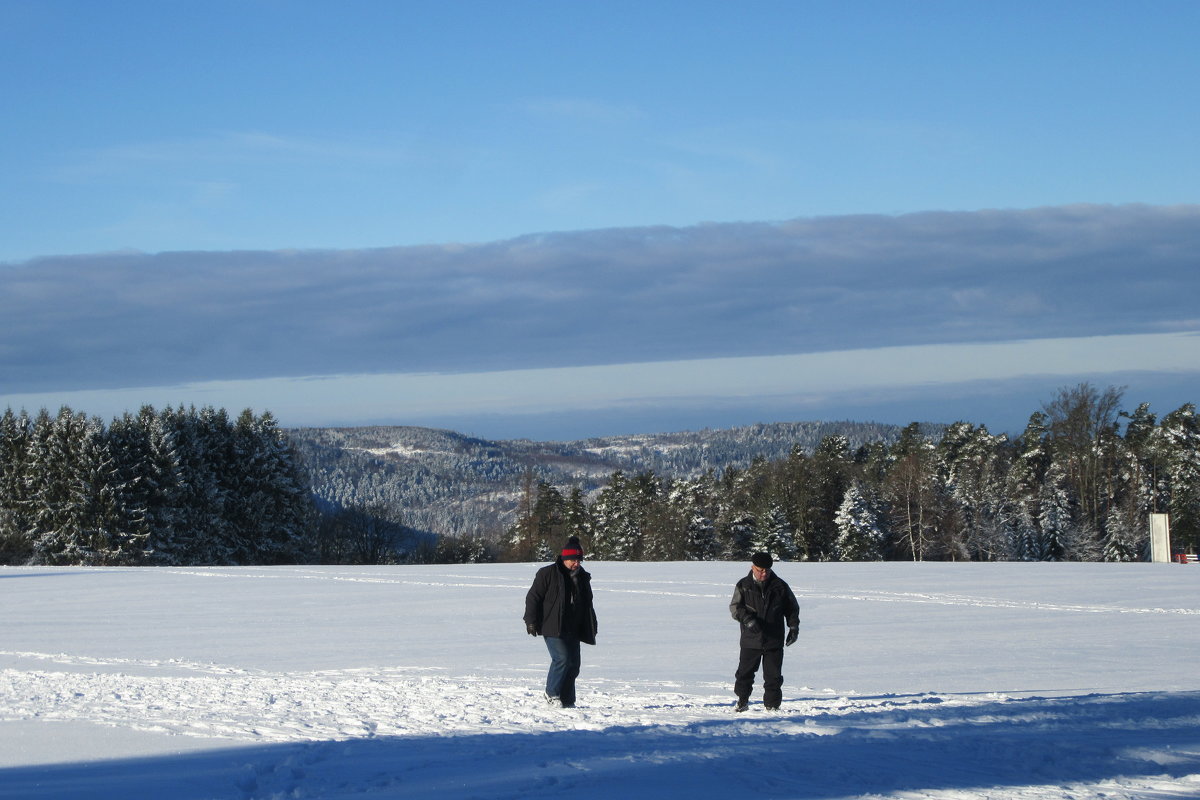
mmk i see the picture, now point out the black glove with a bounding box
[786,627,798,646]
[742,617,759,632]
[526,622,539,637]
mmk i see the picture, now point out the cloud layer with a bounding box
[3,204,1199,399]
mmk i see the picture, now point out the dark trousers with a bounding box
[544,636,581,705]
[735,647,784,707]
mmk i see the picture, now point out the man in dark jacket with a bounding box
[729,552,800,712]
[524,535,598,708]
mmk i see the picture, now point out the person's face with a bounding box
[563,558,580,569]
[751,564,770,580]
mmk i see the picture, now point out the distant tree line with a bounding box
[504,385,1200,563]
[5,384,1198,567]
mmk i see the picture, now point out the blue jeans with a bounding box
[544,636,581,706]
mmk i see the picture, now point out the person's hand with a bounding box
[526,622,539,636]
[785,627,798,646]
[742,617,759,632]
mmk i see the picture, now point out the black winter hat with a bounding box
[751,552,773,569]
[561,536,584,560]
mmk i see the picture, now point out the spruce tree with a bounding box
[1102,501,1142,561]
[1161,403,1200,553]
[0,409,34,562]
[1036,463,1072,561]
[670,477,718,561]
[590,471,635,559]
[754,503,798,562]
[835,479,887,561]
[28,408,92,564]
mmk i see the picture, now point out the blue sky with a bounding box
[2,1,1199,440]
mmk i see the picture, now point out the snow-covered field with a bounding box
[2,561,1198,799]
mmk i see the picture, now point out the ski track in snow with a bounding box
[156,567,1200,615]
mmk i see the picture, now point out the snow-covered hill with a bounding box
[2,561,1197,799]
[288,420,915,538]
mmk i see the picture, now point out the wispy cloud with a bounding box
[52,131,417,183]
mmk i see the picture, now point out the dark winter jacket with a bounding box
[524,558,598,645]
[729,571,800,650]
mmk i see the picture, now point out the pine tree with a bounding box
[1010,412,1050,505]
[937,422,1011,560]
[1102,501,1142,561]
[1121,403,1167,517]
[835,480,887,560]
[27,408,91,564]
[73,414,144,564]
[533,480,566,554]
[136,406,189,565]
[562,486,592,553]
[591,471,637,560]
[668,477,718,560]
[104,412,157,563]
[1160,403,1200,553]
[754,503,798,562]
[235,409,313,563]
[715,465,759,561]
[1036,463,1072,561]
[0,409,35,562]
[721,513,756,561]
[1009,502,1040,561]
[808,436,854,560]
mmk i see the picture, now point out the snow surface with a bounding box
[2,561,1198,799]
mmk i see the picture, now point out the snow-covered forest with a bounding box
[288,419,911,543]
[2,384,1198,567]
[507,386,1200,564]
[0,405,313,566]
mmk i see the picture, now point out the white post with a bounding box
[1149,513,1171,563]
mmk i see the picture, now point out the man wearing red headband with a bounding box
[524,535,598,708]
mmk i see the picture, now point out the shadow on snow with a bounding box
[3,691,1198,800]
